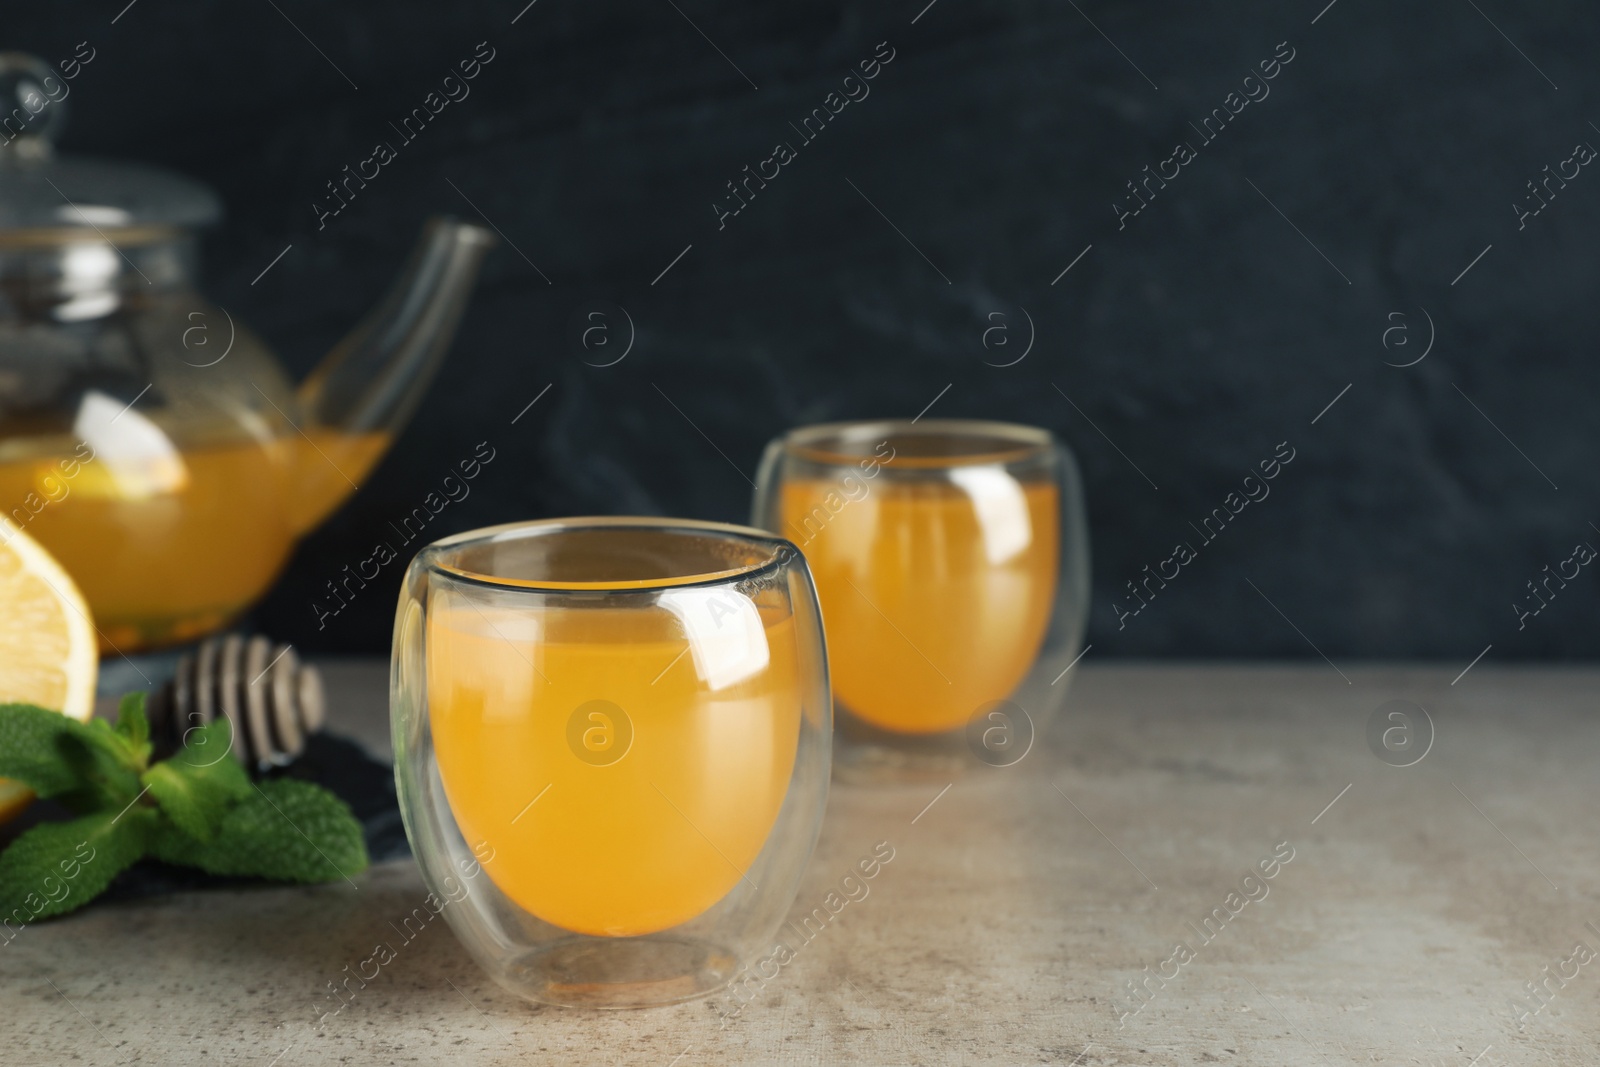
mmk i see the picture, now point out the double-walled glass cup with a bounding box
[753,420,1089,781]
[392,518,831,1008]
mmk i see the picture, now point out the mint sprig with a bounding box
[151,779,367,882]
[0,703,139,810]
[0,809,156,922]
[0,694,368,923]
[140,717,250,841]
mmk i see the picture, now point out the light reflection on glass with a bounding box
[657,587,772,692]
[949,465,1033,565]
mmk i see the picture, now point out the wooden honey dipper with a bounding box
[148,634,327,769]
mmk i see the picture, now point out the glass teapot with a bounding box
[0,53,495,653]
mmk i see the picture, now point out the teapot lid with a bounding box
[0,52,220,233]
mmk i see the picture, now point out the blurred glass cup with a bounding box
[752,420,1089,781]
[392,518,831,1007]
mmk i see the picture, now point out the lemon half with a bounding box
[0,516,98,823]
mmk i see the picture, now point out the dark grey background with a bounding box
[14,0,1597,659]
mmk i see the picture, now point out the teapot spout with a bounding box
[290,216,495,534]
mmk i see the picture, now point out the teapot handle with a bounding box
[0,53,70,157]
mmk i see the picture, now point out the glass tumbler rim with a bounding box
[778,418,1056,469]
[417,515,800,594]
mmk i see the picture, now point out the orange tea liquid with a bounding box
[427,598,801,937]
[782,475,1057,734]
[0,430,388,650]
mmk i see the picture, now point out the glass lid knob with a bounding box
[0,53,69,160]
[0,51,221,232]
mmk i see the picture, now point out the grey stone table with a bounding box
[4,663,1598,1066]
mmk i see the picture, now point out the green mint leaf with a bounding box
[114,693,152,768]
[140,720,250,841]
[0,704,86,798]
[87,717,133,759]
[169,716,244,781]
[151,779,368,884]
[141,764,211,839]
[0,808,155,923]
[0,705,140,807]
[60,722,143,812]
